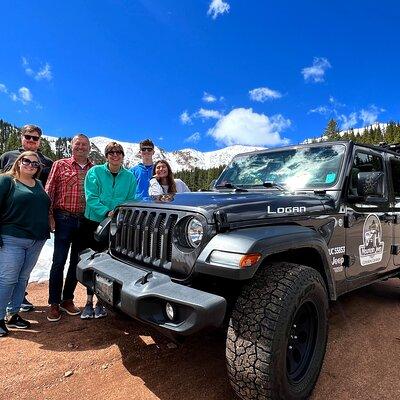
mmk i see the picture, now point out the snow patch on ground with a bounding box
[29,235,66,283]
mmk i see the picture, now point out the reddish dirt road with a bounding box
[2,279,400,400]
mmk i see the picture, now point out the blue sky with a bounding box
[1,0,400,151]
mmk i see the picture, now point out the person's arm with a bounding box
[125,173,138,201]
[0,154,5,171]
[45,161,61,214]
[0,176,12,210]
[45,161,60,231]
[176,179,191,193]
[0,153,13,173]
[149,178,163,196]
[84,168,110,218]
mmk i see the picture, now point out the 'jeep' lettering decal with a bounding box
[267,206,307,214]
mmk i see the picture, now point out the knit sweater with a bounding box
[0,175,50,240]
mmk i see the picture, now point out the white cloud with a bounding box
[249,87,282,102]
[180,110,192,125]
[309,106,330,115]
[22,57,34,76]
[22,57,53,81]
[359,105,385,126]
[185,132,201,143]
[339,112,358,130]
[308,96,346,115]
[208,0,230,19]
[302,57,331,83]
[18,87,33,104]
[197,108,222,120]
[35,63,52,81]
[208,108,290,146]
[1,83,33,105]
[202,91,217,103]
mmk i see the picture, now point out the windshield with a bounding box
[216,144,346,191]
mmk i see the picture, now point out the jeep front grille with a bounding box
[112,207,178,269]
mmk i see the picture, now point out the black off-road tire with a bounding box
[226,262,328,400]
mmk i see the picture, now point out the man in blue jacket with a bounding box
[130,139,155,199]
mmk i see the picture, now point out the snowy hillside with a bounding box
[43,135,264,171]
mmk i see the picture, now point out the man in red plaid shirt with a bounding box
[45,134,93,322]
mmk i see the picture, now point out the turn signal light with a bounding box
[239,253,262,268]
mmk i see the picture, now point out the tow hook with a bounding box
[139,272,153,285]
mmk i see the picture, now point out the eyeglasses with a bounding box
[21,158,41,168]
[141,147,154,152]
[23,134,40,142]
[107,150,123,156]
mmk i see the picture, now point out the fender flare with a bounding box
[195,224,336,299]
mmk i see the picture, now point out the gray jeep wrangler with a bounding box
[77,141,400,400]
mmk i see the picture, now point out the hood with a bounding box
[132,190,334,225]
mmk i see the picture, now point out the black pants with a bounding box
[48,211,98,304]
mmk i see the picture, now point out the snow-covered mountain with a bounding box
[43,135,264,171]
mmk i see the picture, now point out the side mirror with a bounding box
[209,179,217,190]
[357,171,384,197]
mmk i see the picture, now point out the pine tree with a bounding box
[39,137,57,160]
[323,119,340,140]
[5,131,20,151]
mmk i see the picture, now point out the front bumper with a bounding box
[77,250,227,335]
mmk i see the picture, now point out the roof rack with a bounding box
[378,142,400,153]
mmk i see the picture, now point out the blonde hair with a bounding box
[4,151,42,180]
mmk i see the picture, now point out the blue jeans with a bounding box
[0,235,46,320]
[48,211,96,305]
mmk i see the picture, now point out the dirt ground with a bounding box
[2,279,400,400]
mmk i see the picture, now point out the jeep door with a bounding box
[344,149,391,279]
[388,153,400,266]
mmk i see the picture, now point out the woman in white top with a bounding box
[149,159,190,197]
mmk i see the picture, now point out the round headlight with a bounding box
[186,218,203,248]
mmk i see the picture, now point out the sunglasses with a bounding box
[141,147,154,152]
[107,150,123,156]
[21,158,41,168]
[23,134,40,142]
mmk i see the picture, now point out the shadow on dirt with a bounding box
[10,304,234,399]
[9,279,400,400]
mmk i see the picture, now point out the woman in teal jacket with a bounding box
[82,141,137,318]
[85,143,137,223]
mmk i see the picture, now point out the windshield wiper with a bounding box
[215,183,248,192]
[262,181,287,191]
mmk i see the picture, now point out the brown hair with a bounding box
[153,159,176,193]
[105,141,124,157]
[21,124,42,137]
[139,139,154,149]
[4,151,42,180]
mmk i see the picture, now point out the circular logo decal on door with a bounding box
[358,214,385,266]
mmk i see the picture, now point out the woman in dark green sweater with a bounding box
[0,151,50,337]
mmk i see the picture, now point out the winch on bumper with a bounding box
[77,249,227,335]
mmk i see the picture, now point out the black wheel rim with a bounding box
[286,301,318,383]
